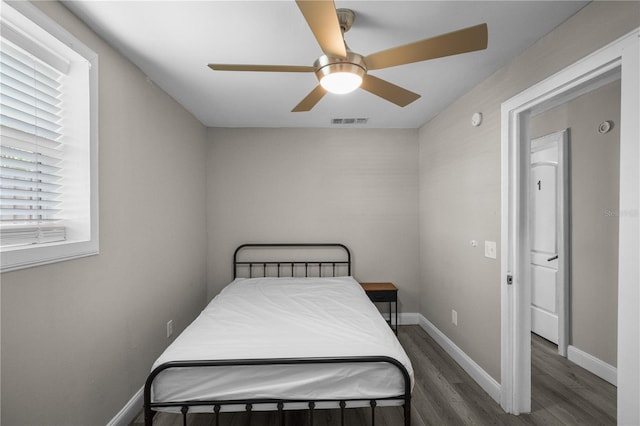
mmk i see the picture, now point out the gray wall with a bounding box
[206,128,420,313]
[0,2,208,424]
[531,81,621,367]
[418,1,639,381]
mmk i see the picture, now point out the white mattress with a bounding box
[151,276,413,412]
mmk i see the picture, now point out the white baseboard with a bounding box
[417,314,501,404]
[399,312,419,325]
[379,312,419,325]
[108,386,143,426]
[567,345,617,386]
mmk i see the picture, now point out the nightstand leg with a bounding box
[395,301,398,334]
[389,301,398,334]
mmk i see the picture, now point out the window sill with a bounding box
[1,239,99,273]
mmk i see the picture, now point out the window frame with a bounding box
[1,0,99,273]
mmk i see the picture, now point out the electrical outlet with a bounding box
[166,320,173,338]
[452,309,458,326]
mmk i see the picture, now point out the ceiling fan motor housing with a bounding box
[313,51,367,84]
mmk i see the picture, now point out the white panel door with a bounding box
[530,137,561,344]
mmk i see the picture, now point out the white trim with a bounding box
[501,28,639,420]
[380,312,419,326]
[107,386,143,426]
[556,131,571,359]
[417,314,501,404]
[616,28,640,425]
[567,345,617,387]
[398,312,419,325]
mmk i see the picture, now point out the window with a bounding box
[1,1,98,272]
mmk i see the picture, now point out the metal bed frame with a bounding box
[144,243,411,426]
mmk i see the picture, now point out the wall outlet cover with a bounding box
[485,241,497,259]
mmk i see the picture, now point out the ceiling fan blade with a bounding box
[208,64,315,73]
[296,0,347,58]
[292,85,327,112]
[360,75,420,107]
[365,23,488,71]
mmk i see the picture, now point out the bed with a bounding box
[144,243,413,426]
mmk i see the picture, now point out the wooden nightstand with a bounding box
[360,282,398,334]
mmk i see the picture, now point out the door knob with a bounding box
[547,255,558,261]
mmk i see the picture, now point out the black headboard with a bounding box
[233,243,351,279]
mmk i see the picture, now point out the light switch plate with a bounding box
[485,241,497,259]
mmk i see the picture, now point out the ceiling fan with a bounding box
[208,0,488,112]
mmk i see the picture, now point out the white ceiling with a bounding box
[62,1,589,129]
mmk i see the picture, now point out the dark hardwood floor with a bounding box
[529,332,616,425]
[133,325,616,426]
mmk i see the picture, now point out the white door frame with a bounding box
[500,28,639,422]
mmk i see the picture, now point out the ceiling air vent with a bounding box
[331,118,368,125]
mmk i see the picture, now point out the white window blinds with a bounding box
[1,1,97,271]
[0,39,66,247]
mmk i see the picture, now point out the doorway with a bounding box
[499,28,639,421]
[529,80,621,378]
[528,130,570,357]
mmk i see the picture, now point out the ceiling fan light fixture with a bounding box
[314,53,367,95]
[320,70,363,94]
